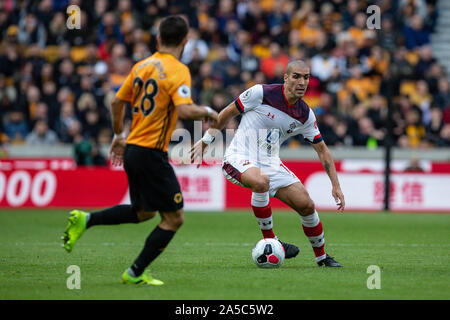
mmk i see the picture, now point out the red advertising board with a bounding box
[1,158,449,212]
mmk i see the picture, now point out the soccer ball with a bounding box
[251,238,285,268]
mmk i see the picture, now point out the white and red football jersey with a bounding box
[224,84,322,164]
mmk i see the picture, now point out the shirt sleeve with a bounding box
[234,84,263,113]
[115,69,134,102]
[302,109,323,144]
[169,66,194,107]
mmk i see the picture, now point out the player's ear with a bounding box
[157,35,161,48]
[181,36,188,47]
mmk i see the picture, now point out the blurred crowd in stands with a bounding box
[1,0,450,164]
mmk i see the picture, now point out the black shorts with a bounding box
[123,144,183,212]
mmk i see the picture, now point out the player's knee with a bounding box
[178,217,184,229]
[137,210,156,222]
[300,199,315,216]
[161,210,184,230]
[172,213,184,229]
[252,175,270,193]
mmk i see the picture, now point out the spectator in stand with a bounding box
[30,101,50,129]
[404,157,425,172]
[215,0,237,35]
[181,28,209,65]
[0,74,16,116]
[227,26,249,62]
[3,110,28,143]
[211,45,233,81]
[55,101,79,143]
[298,12,323,49]
[390,46,416,81]
[355,116,385,147]
[72,121,93,166]
[0,26,24,78]
[26,119,58,146]
[240,43,259,74]
[403,15,430,50]
[347,12,368,49]
[365,45,390,77]
[367,95,387,130]
[0,0,448,152]
[404,109,426,148]
[415,45,436,79]
[267,0,291,45]
[425,62,444,95]
[311,47,339,82]
[83,109,102,141]
[437,124,450,146]
[341,0,360,29]
[378,15,398,52]
[259,42,289,81]
[91,141,107,166]
[410,80,433,125]
[97,11,124,45]
[17,12,46,48]
[47,11,66,45]
[0,119,8,148]
[434,77,450,110]
[424,0,438,33]
[57,58,78,90]
[425,106,444,144]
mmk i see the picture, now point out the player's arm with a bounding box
[108,95,128,167]
[109,67,135,167]
[190,102,240,166]
[311,141,345,212]
[208,101,240,131]
[177,103,218,121]
[191,85,261,166]
[110,95,127,136]
[171,67,218,121]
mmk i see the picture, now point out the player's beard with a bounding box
[296,87,306,98]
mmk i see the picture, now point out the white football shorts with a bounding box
[222,156,300,198]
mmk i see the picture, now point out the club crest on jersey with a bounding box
[242,160,251,166]
[174,193,183,204]
[266,112,275,120]
[287,122,297,134]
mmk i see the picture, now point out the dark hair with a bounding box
[159,15,189,47]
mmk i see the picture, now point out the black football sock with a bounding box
[86,205,139,228]
[130,226,175,277]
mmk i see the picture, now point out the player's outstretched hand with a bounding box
[190,139,208,168]
[109,136,126,167]
[332,185,345,213]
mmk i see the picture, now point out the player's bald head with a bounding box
[283,60,310,100]
[286,60,309,75]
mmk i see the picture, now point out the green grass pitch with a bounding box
[0,209,449,300]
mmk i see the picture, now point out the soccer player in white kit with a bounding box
[192,60,345,267]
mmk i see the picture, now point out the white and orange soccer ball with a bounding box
[252,238,285,268]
